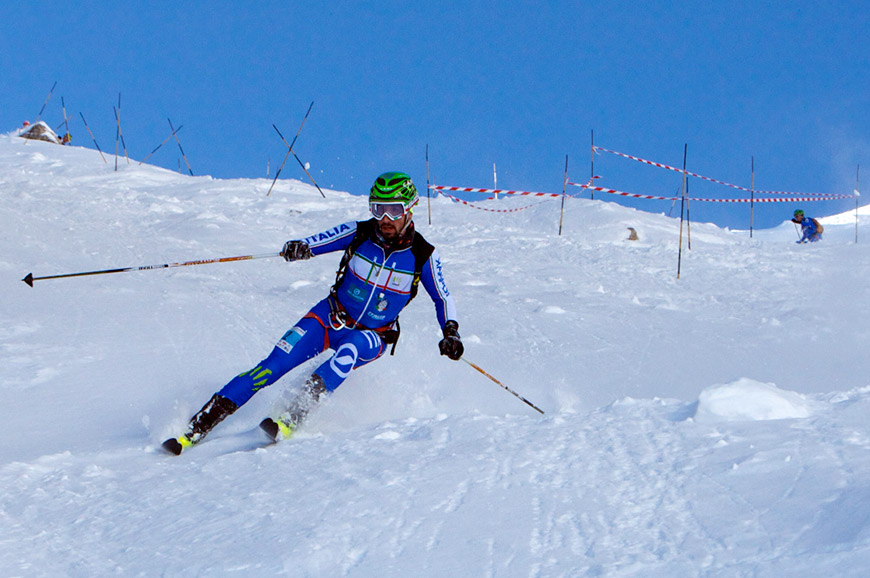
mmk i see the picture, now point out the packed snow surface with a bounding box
[3,133,870,576]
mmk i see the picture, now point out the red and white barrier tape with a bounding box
[593,146,850,198]
[436,190,553,212]
[429,185,562,198]
[569,183,854,203]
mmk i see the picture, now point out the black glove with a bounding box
[281,240,312,262]
[438,320,464,361]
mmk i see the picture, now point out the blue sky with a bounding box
[2,1,867,229]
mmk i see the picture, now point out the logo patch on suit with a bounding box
[277,326,306,353]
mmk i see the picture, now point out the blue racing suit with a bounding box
[796,216,822,243]
[218,220,457,407]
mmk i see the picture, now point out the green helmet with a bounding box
[794,209,805,218]
[370,172,419,208]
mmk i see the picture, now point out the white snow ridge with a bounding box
[3,133,870,576]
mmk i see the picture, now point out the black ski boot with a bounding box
[162,394,239,455]
[260,375,327,441]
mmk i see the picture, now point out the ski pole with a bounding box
[461,357,544,415]
[23,252,281,287]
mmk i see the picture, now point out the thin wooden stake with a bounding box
[266,147,292,197]
[677,144,687,279]
[116,94,129,164]
[750,156,755,238]
[266,102,323,197]
[558,155,568,236]
[857,164,861,244]
[140,125,183,165]
[60,97,70,144]
[168,118,193,175]
[114,104,120,171]
[290,150,325,197]
[79,112,107,163]
[590,129,595,200]
[34,81,57,124]
[686,176,692,251]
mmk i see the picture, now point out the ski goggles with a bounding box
[370,202,409,221]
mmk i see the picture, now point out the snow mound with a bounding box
[694,378,813,422]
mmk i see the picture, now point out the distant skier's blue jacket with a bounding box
[302,220,457,329]
[797,216,822,242]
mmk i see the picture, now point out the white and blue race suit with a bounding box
[218,219,457,406]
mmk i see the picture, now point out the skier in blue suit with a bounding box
[792,209,823,243]
[164,172,463,454]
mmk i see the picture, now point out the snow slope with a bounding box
[3,133,870,577]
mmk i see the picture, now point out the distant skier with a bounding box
[791,209,823,243]
[163,172,464,455]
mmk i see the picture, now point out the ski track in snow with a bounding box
[4,402,870,576]
[3,134,870,576]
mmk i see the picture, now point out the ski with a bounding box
[161,421,288,456]
[259,417,281,441]
[161,434,195,456]
[161,387,313,456]
[259,416,296,442]
[161,437,184,455]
